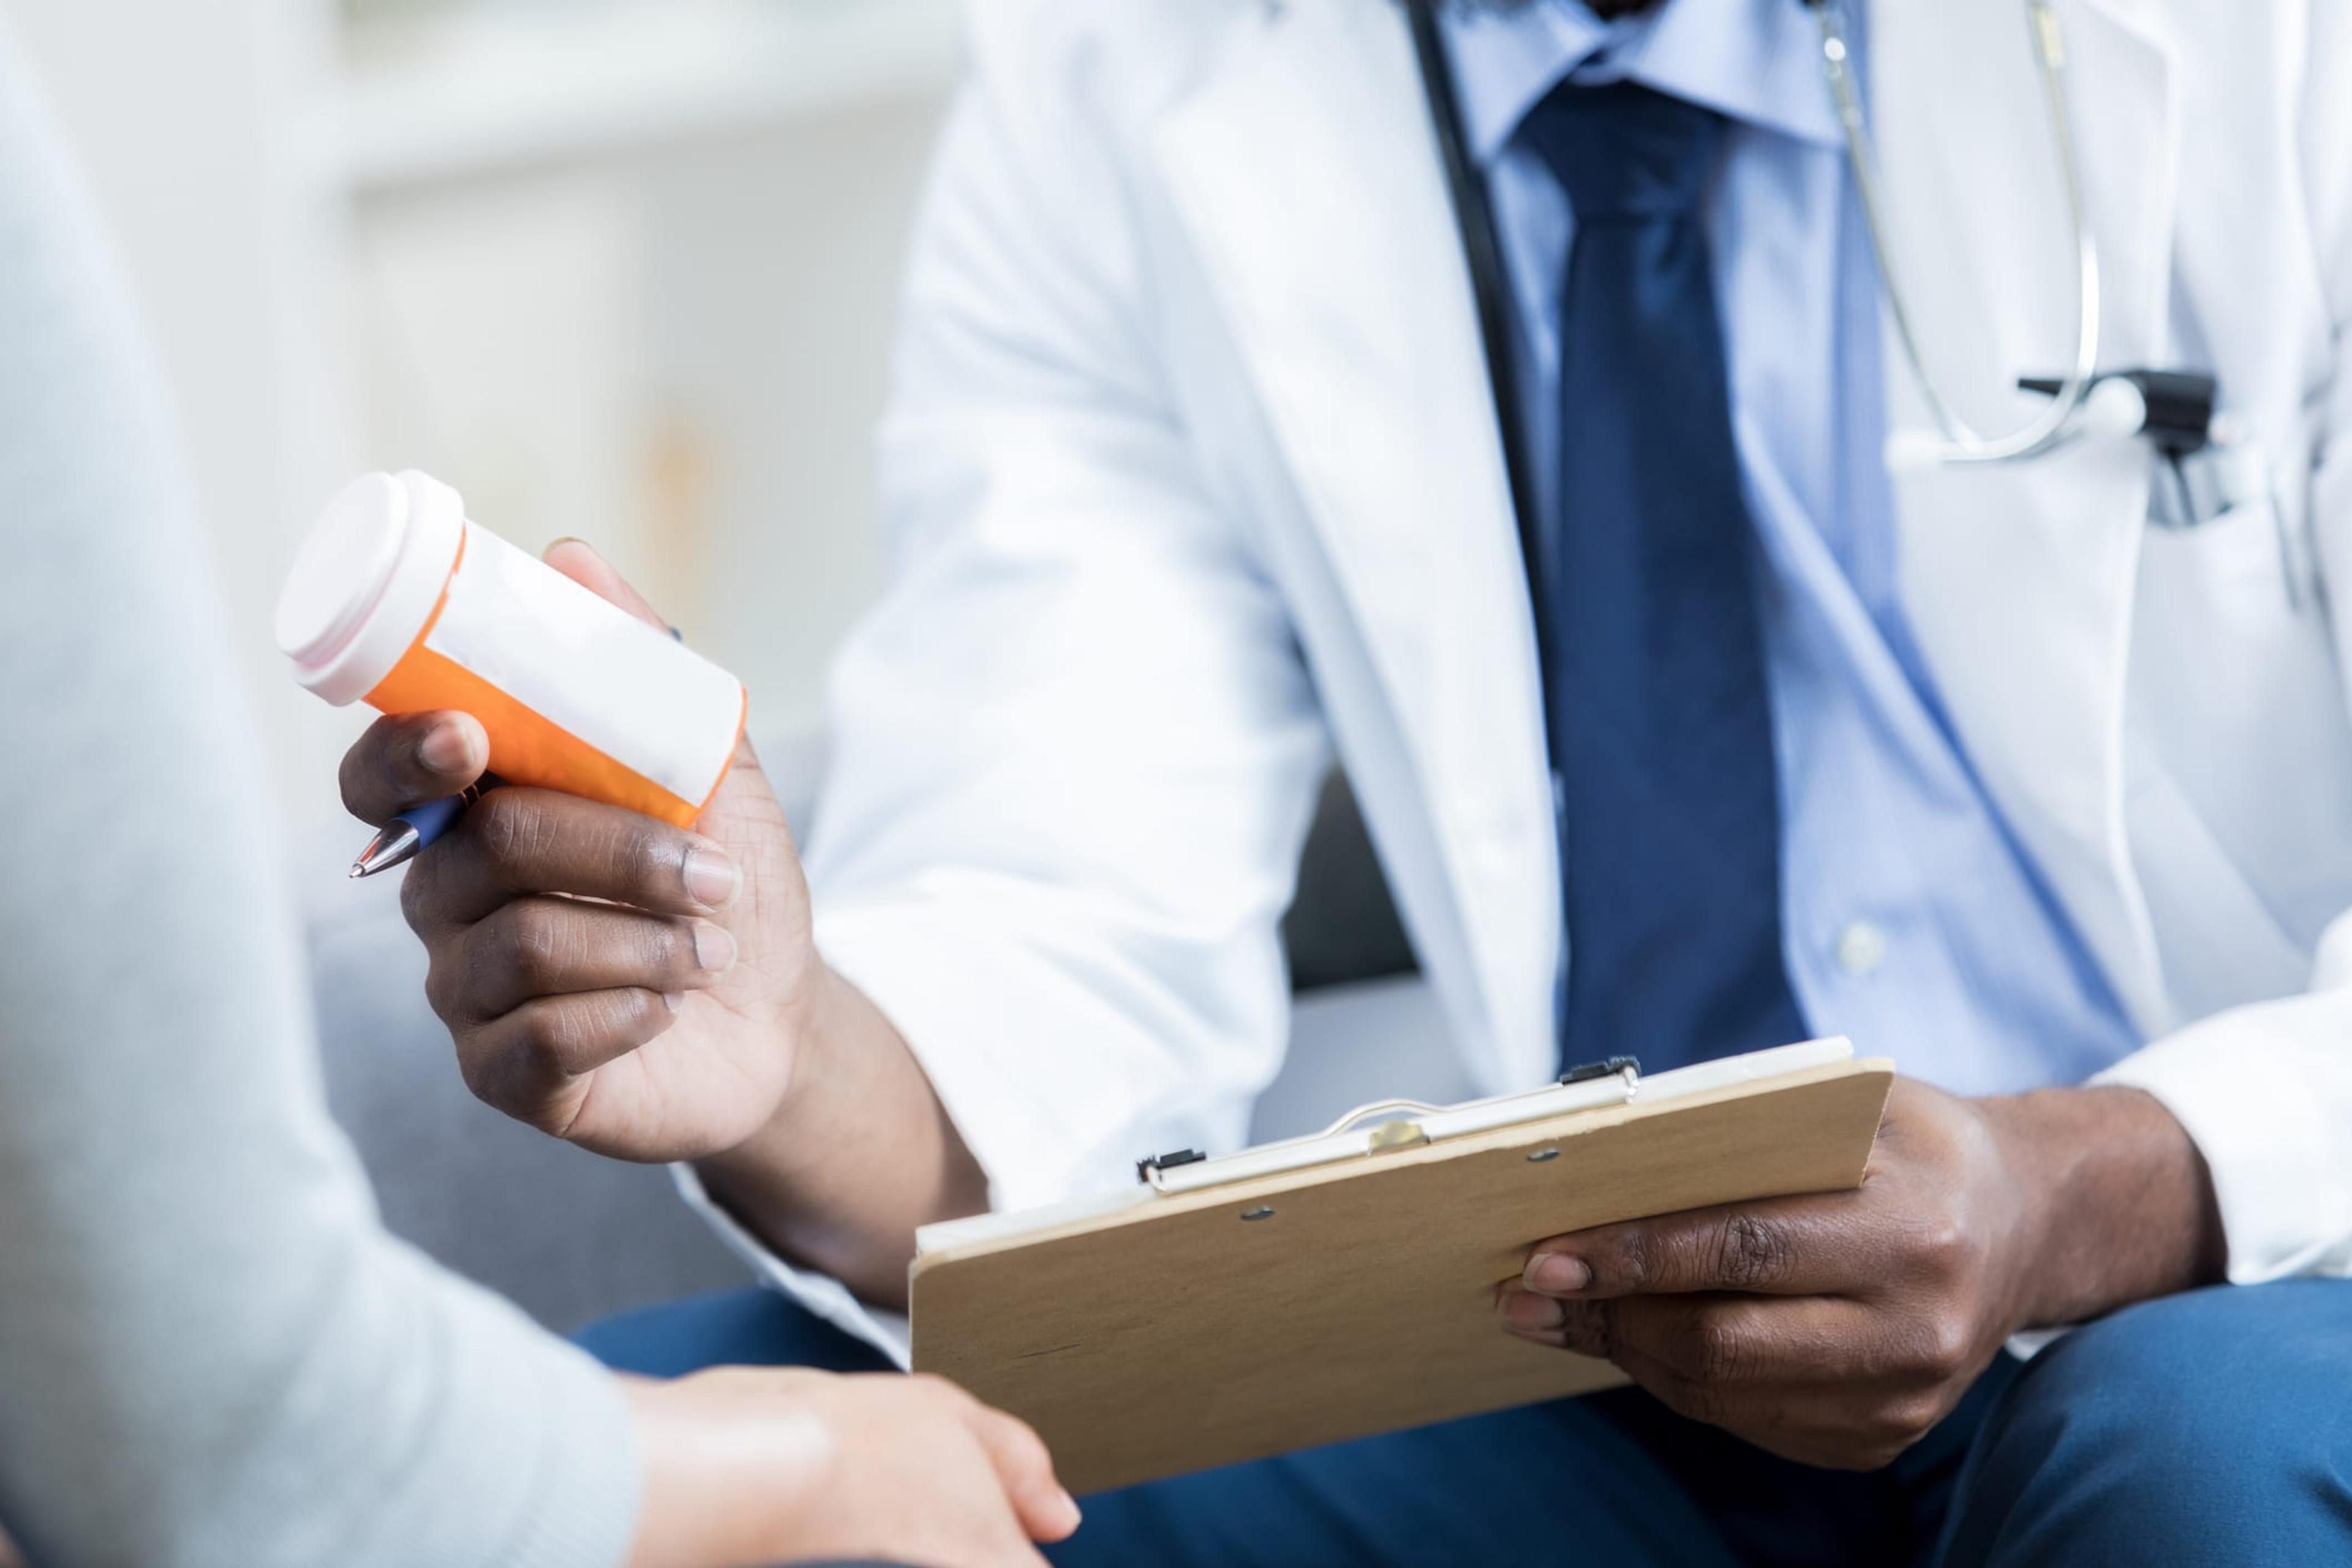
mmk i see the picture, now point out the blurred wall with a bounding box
[333,0,956,871]
[349,94,945,750]
[0,0,358,817]
[5,0,951,865]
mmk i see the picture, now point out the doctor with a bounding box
[339,0,2352,1561]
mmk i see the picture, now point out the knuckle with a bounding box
[1912,1314,1977,1383]
[491,905,568,993]
[627,825,687,900]
[469,790,540,870]
[1711,1212,1790,1292]
[513,1003,581,1078]
[1686,1315,1749,1385]
[1607,1229,1656,1292]
[622,985,670,1034]
[1907,1213,1974,1282]
[646,916,693,976]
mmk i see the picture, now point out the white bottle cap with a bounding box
[276,470,467,706]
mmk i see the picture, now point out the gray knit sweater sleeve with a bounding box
[0,35,642,1568]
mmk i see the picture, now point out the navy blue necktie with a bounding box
[1518,80,1808,1073]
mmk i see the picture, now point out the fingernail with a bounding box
[418,720,478,775]
[1501,1290,1566,1332]
[692,921,737,973]
[545,535,599,560]
[1528,1254,1593,1295]
[662,990,685,1013]
[1055,1490,1084,1533]
[682,845,741,910]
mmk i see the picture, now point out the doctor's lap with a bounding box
[578,1275,2352,1567]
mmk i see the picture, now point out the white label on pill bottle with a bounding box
[426,524,744,809]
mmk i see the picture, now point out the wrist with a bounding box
[704,962,857,1172]
[620,1371,833,1568]
[690,963,987,1306]
[1978,1084,2227,1331]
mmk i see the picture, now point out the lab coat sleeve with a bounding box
[802,17,1330,1233]
[2090,7,2352,1286]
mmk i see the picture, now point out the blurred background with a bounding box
[4,0,1435,1335]
[0,0,976,1325]
[3,0,955,853]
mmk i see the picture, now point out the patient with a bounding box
[0,31,1072,1568]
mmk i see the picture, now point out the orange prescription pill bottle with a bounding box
[274,470,746,828]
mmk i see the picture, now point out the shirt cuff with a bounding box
[670,1163,911,1368]
[2090,990,2352,1284]
[810,900,1255,1216]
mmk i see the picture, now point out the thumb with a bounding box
[543,537,672,634]
[965,1406,1083,1544]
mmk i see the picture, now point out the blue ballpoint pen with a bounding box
[349,780,496,878]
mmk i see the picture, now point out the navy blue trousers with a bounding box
[581,1281,2352,1567]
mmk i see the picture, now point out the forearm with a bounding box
[1983,1084,2228,1330]
[696,967,989,1308]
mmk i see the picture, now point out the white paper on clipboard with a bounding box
[914,1036,1855,1257]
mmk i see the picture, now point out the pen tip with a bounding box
[347,821,421,881]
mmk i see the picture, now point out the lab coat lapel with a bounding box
[1153,0,1561,1090]
[1871,0,2182,1033]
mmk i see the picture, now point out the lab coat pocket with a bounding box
[2127,484,2352,973]
[2138,494,2297,633]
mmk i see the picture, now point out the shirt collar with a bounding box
[1441,0,1845,167]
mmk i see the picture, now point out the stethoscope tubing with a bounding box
[1811,0,2102,464]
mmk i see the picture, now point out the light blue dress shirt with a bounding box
[1442,0,2139,1095]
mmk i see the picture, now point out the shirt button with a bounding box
[1834,921,1887,978]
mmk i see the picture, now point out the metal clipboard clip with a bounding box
[1136,1057,1643,1196]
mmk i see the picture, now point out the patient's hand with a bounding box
[623,1368,1081,1568]
[0,1522,23,1568]
[337,541,820,1163]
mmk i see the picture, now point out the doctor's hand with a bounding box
[1496,1077,2226,1471]
[336,540,827,1163]
[338,538,986,1305]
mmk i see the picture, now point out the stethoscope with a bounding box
[1400,0,2242,527]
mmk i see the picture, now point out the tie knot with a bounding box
[1520,80,1725,221]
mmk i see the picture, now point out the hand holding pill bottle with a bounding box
[288,474,979,1296]
[277,469,829,1167]
[276,470,747,824]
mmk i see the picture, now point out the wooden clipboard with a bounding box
[909,1041,1893,1496]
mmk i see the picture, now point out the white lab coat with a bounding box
[786,0,2352,1315]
